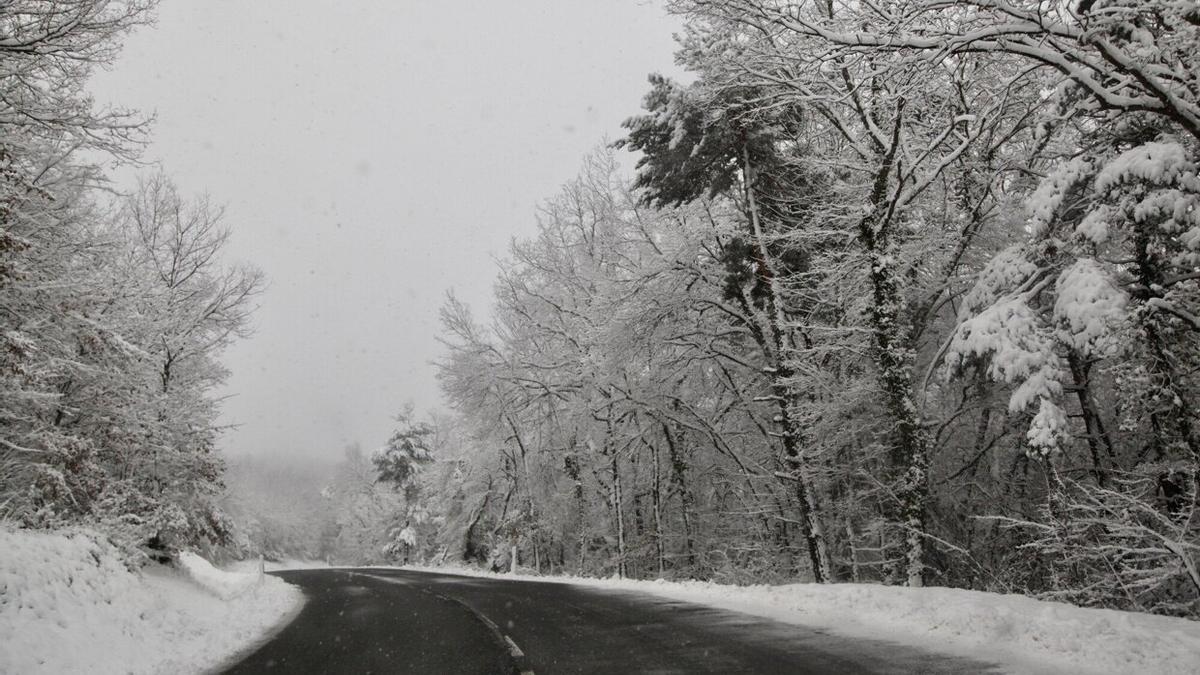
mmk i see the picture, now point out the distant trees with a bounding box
[221,454,338,563]
[223,416,445,567]
[223,443,402,566]
[320,443,406,565]
[426,0,1200,618]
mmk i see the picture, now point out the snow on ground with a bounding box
[403,564,1200,675]
[224,557,331,574]
[264,558,331,572]
[178,551,266,600]
[0,527,304,675]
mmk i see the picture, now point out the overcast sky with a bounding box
[88,0,682,460]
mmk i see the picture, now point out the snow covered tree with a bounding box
[619,73,835,582]
[372,408,434,562]
[0,0,265,561]
[433,147,833,581]
[924,1,1200,612]
[409,0,1200,616]
[632,0,1052,586]
[1,1,156,530]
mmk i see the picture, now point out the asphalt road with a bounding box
[222,568,998,674]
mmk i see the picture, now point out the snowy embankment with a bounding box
[225,557,331,574]
[0,528,304,674]
[406,564,1200,675]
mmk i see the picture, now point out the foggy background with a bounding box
[88,0,681,460]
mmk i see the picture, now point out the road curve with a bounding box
[222,568,997,674]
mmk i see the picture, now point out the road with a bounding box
[222,568,997,674]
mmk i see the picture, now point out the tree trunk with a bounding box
[651,438,666,576]
[661,419,697,572]
[743,147,834,583]
[1067,350,1114,486]
[611,452,627,578]
[563,450,588,574]
[505,413,539,575]
[1132,223,1200,515]
[853,107,930,587]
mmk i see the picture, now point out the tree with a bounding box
[415,0,1200,617]
[372,408,434,562]
[620,74,835,582]
[0,1,265,558]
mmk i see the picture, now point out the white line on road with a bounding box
[355,573,535,674]
[504,635,535,674]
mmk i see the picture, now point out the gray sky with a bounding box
[89,0,681,459]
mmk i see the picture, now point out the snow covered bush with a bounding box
[945,295,1063,415]
[1007,473,1200,617]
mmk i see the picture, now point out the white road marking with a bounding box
[355,573,536,673]
[504,635,535,674]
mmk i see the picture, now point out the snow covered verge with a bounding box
[403,564,1200,675]
[224,557,331,574]
[0,527,304,674]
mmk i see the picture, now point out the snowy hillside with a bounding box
[0,528,303,674]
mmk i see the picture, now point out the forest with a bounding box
[0,1,261,559]
[3,0,1198,624]
[414,0,1200,619]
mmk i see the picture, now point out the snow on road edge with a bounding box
[0,527,304,675]
[397,564,1200,675]
[223,558,332,574]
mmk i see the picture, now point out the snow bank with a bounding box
[223,557,330,575]
[178,551,263,600]
[264,558,331,572]
[405,564,1200,675]
[0,527,304,674]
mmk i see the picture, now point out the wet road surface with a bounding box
[222,568,998,674]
